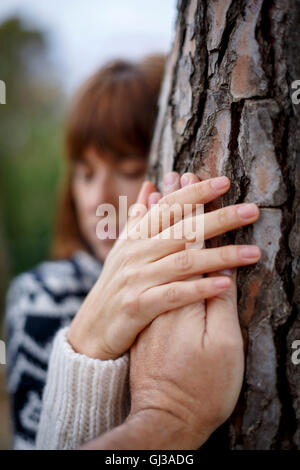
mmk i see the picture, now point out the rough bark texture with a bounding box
[147,0,300,449]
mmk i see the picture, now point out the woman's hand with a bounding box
[145,171,240,343]
[127,172,244,449]
[67,173,261,360]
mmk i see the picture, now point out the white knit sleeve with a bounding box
[35,326,130,450]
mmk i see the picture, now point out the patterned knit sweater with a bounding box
[4,250,130,450]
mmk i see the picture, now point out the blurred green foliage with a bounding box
[0,17,66,321]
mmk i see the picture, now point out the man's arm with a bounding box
[80,409,207,450]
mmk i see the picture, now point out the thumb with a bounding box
[205,267,240,338]
[206,267,237,307]
[213,267,237,283]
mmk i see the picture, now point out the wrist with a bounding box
[81,408,199,450]
[123,408,209,449]
[67,322,118,361]
[66,278,121,360]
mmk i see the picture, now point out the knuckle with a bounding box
[194,283,208,302]
[123,290,140,317]
[162,192,176,207]
[120,247,136,267]
[126,267,138,286]
[219,245,232,264]
[192,182,205,200]
[117,264,138,290]
[174,250,192,272]
[194,279,205,296]
[217,207,229,227]
[165,285,179,305]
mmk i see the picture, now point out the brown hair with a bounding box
[51,53,166,260]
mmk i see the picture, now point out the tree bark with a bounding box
[147,0,300,449]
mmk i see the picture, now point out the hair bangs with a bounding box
[66,61,155,163]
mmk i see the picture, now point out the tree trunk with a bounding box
[147,0,300,449]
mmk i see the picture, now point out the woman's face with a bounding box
[72,146,147,263]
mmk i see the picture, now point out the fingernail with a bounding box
[164,172,177,186]
[181,174,191,187]
[210,176,229,190]
[148,192,161,206]
[237,204,258,219]
[214,277,231,288]
[239,246,261,259]
[218,268,234,276]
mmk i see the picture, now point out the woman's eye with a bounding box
[74,166,93,181]
[82,170,93,181]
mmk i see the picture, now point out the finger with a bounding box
[163,171,181,196]
[214,268,236,278]
[154,202,260,247]
[181,172,200,187]
[136,180,157,205]
[143,245,261,286]
[133,199,260,263]
[202,203,260,241]
[205,267,242,341]
[130,181,157,221]
[206,267,237,298]
[138,275,232,322]
[130,176,231,240]
[148,192,162,209]
[180,173,204,256]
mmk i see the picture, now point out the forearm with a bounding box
[36,327,130,450]
[80,409,209,450]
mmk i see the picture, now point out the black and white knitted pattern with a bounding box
[4,250,102,450]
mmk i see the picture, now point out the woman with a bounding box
[5,54,261,450]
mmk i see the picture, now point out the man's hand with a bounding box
[127,171,245,449]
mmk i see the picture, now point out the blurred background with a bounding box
[0,0,176,449]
